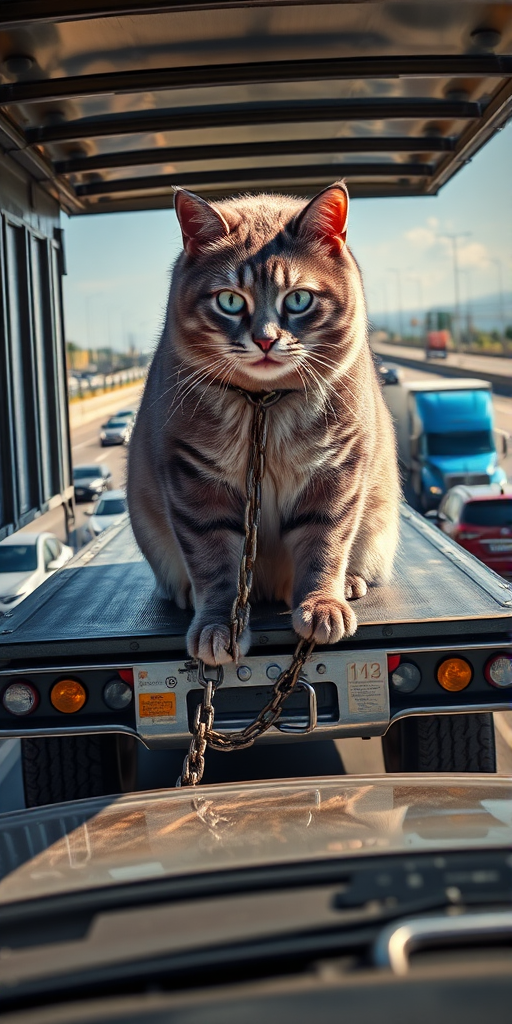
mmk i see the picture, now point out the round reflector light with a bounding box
[51,679,87,714]
[2,682,39,716]
[391,662,422,694]
[484,654,512,689]
[437,657,472,692]
[103,678,133,710]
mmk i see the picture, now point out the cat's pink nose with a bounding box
[253,337,275,353]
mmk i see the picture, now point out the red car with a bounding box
[430,484,512,578]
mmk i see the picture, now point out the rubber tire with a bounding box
[21,734,138,808]
[382,713,496,773]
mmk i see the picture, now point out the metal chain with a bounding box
[178,390,316,787]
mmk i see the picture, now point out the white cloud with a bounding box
[404,224,437,247]
[457,241,490,268]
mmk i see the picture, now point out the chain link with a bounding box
[178,390,316,787]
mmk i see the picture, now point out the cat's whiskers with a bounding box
[308,352,362,403]
[189,356,238,418]
[305,356,360,421]
[300,361,338,421]
[162,359,229,427]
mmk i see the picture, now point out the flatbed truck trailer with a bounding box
[1,1,512,805]
[1,506,511,805]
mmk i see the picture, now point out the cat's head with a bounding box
[172,183,366,393]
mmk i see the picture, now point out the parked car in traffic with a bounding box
[86,490,127,537]
[73,463,113,502]
[100,417,133,446]
[0,533,73,612]
[427,483,512,578]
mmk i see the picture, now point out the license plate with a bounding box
[75,488,84,495]
[488,542,512,553]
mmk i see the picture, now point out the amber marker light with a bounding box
[51,679,87,713]
[436,657,472,692]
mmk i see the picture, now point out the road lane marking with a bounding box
[72,438,96,451]
[95,451,112,462]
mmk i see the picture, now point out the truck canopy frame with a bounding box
[0,1,511,213]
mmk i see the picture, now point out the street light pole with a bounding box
[490,257,506,343]
[438,232,471,350]
[407,273,424,341]
[387,268,404,340]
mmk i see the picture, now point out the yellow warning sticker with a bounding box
[138,692,176,718]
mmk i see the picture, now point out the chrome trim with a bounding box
[0,663,139,677]
[374,911,512,975]
[389,702,512,726]
[275,679,318,734]
[0,724,139,741]
[0,640,510,679]
[385,641,512,657]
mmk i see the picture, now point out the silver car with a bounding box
[99,417,133,446]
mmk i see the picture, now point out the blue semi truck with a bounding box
[383,379,508,511]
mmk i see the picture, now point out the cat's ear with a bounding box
[293,182,349,256]
[174,188,231,256]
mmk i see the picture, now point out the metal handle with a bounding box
[275,678,318,734]
[374,911,512,975]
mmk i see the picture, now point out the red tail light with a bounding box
[118,669,134,686]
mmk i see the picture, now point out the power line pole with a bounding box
[438,232,471,350]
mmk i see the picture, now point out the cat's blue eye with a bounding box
[283,289,313,314]
[217,291,246,315]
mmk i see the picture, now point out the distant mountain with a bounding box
[368,289,512,335]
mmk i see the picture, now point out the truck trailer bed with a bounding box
[1,507,511,663]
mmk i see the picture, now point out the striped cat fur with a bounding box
[127,183,400,665]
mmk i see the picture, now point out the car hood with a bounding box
[0,775,510,906]
[0,571,32,596]
[103,426,125,434]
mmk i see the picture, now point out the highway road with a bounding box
[19,383,143,548]
[374,340,512,382]
[70,385,143,546]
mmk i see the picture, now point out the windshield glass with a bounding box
[106,420,126,428]
[73,467,98,479]
[94,498,126,516]
[426,430,493,457]
[463,500,512,527]
[0,544,38,572]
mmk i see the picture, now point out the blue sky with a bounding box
[63,119,512,352]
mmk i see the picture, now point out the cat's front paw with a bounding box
[186,617,251,666]
[344,574,368,600]
[292,593,357,644]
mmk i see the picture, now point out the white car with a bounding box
[0,533,73,612]
[86,490,127,537]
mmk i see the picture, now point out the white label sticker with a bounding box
[347,659,387,715]
[134,664,180,729]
